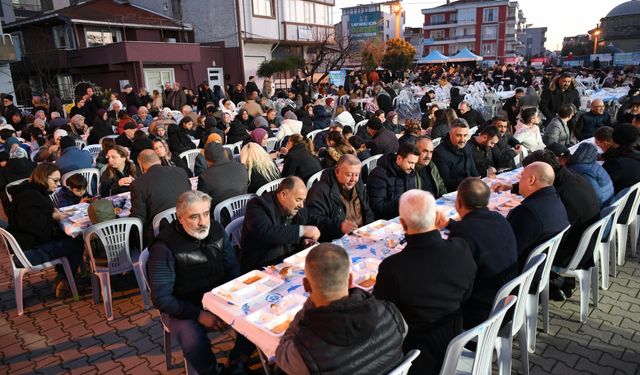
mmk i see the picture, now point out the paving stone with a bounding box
[574,357,616,375]
[599,352,639,375]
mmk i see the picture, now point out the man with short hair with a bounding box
[365,117,399,156]
[602,124,640,193]
[374,190,476,375]
[367,142,421,219]
[458,101,485,128]
[169,82,187,110]
[432,118,479,191]
[491,115,522,170]
[503,88,524,125]
[276,243,407,375]
[470,125,500,177]
[148,190,240,375]
[574,99,612,140]
[594,126,615,157]
[241,176,320,272]
[245,76,260,97]
[539,73,581,126]
[122,84,140,109]
[130,149,191,245]
[197,142,248,210]
[415,136,447,198]
[436,178,518,329]
[306,154,374,241]
[2,95,20,126]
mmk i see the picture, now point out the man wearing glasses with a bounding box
[574,99,612,141]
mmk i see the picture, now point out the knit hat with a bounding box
[4,94,13,101]
[204,142,226,162]
[250,128,268,144]
[366,117,383,130]
[59,136,76,150]
[0,152,8,162]
[205,133,223,145]
[385,111,398,122]
[53,129,68,142]
[545,143,571,158]
[284,111,298,121]
[253,116,268,129]
[612,124,639,146]
[88,199,117,224]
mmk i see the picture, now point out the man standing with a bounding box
[437,178,518,329]
[197,142,248,210]
[2,95,20,129]
[130,150,191,245]
[574,99,611,141]
[374,190,476,375]
[367,142,421,220]
[539,73,581,126]
[502,88,524,125]
[276,244,407,375]
[415,136,447,198]
[245,76,260,97]
[469,125,501,177]
[306,154,374,241]
[147,190,240,375]
[457,101,485,128]
[432,118,479,191]
[122,84,140,109]
[365,117,399,156]
[491,115,521,171]
[169,82,187,111]
[241,176,320,272]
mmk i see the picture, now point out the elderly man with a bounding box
[616,95,640,124]
[469,125,501,178]
[276,243,407,375]
[130,150,191,245]
[133,106,152,127]
[458,101,485,128]
[436,178,518,329]
[365,117,399,156]
[306,155,374,241]
[367,142,421,220]
[539,73,581,126]
[433,118,479,191]
[241,176,320,272]
[168,82,187,110]
[147,190,240,375]
[415,136,447,198]
[374,190,476,375]
[574,99,611,140]
[491,115,522,170]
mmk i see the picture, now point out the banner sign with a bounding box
[349,11,382,42]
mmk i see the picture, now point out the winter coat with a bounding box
[543,116,573,147]
[432,135,479,192]
[567,143,614,207]
[8,181,57,251]
[367,153,420,220]
[366,128,399,156]
[282,143,322,183]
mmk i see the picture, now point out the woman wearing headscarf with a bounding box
[236,108,253,130]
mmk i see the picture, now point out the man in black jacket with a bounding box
[433,118,479,191]
[375,189,476,375]
[365,117,399,156]
[197,142,248,210]
[469,125,500,178]
[491,116,521,171]
[457,101,485,128]
[539,73,581,126]
[306,155,374,241]
[130,150,191,246]
[502,88,524,125]
[603,124,640,194]
[122,84,140,109]
[415,137,447,198]
[367,142,420,219]
[276,243,407,375]
[437,178,518,329]
[245,76,260,97]
[240,176,320,272]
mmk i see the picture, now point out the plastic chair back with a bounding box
[83,217,143,274]
[526,226,570,295]
[230,141,244,154]
[387,349,421,375]
[562,208,614,271]
[432,137,441,147]
[0,227,36,269]
[99,135,118,144]
[467,126,478,140]
[618,181,640,226]
[61,168,100,196]
[179,149,202,174]
[266,137,278,153]
[225,216,244,249]
[306,129,323,142]
[152,207,178,237]
[256,177,285,196]
[440,295,517,375]
[354,119,368,135]
[75,139,86,150]
[213,194,255,227]
[306,169,325,190]
[139,248,150,290]
[361,154,383,174]
[5,178,28,202]
[84,144,102,163]
[602,192,628,244]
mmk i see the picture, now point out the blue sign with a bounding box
[349,11,382,41]
[328,70,347,86]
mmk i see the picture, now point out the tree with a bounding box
[382,38,416,72]
[300,31,354,85]
[359,38,386,71]
[257,57,305,78]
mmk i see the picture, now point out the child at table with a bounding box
[54,173,93,208]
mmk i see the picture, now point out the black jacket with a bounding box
[0,158,35,191]
[539,87,581,123]
[366,128,399,156]
[282,143,322,183]
[432,135,479,191]
[8,181,57,251]
[197,159,249,210]
[507,186,569,271]
[492,133,519,170]
[167,124,196,155]
[469,138,494,177]
[367,153,419,220]
[603,145,640,194]
[240,192,309,272]
[306,168,374,241]
[430,121,450,140]
[460,109,485,128]
[374,230,476,375]
[99,161,137,197]
[87,117,115,145]
[448,209,518,329]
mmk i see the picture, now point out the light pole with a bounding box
[592,28,601,54]
[392,2,403,39]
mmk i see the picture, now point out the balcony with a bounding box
[65,41,202,67]
[423,21,458,30]
[282,22,334,44]
[0,34,17,62]
[423,38,454,46]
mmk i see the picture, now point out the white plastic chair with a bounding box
[75,139,86,150]
[387,349,421,375]
[179,149,202,175]
[440,295,517,375]
[61,168,101,196]
[467,126,478,140]
[256,177,285,196]
[306,129,323,142]
[361,154,383,175]
[524,226,569,353]
[49,190,60,209]
[99,135,118,144]
[230,141,244,154]
[0,227,79,316]
[225,216,244,249]
[556,208,615,323]
[431,137,441,147]
[514,146,528,168]
[353,119,368,135]
[213,194,254,228]
[493,253,546,375]
[266,137,278,153]
[84,144,102,164]
[152,207,177,237]
[599,193,628,287]
[83,217,150,321]
[5,178,28,202]
[615,182,640,267]
[306,169,325,190]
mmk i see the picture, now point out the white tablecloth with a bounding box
[59,192,131,238]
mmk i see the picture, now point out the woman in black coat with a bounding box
[99,145,138,197]
[168,118,197,155]
[282,134,322,183]
[87,109,115,145]
[295,106,314,137]
[7,163,84,295]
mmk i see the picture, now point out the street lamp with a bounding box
[593,28,601,54]
[392,2,403,39]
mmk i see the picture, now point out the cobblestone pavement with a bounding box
[1,240,639,374]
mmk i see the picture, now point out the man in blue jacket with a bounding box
[55,136,93,175]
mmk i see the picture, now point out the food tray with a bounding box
[246,293,306,336]
[282,244,318,270]
[352,258,382,292]
[212,270,284,305]
[353,220,396,240]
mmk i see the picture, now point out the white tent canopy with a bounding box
[417,50,450,64]
[448,48,483,62]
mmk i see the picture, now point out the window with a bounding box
[457,8,475,23]
[10,32,23,60]
[450,13,457,23]
[483,7,498,23]
[315,3,331,25]
[85,27,121,47]
[464,27,475,36]
[430,46,444,53]
[430,30,445,41]
[286,0,312,23]
[482,25,497,40]
[430,14,444,25]
[252,0,275,18]
[57,75,74,101]
[144,68,175,93]
[386,20,389,28]
[52,25,69,49]
[481,42,496,56]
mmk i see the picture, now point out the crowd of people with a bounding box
[1,61,640,375]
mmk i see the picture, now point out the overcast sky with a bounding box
[333,0,628,51]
